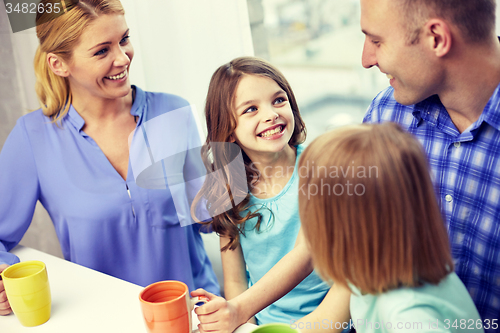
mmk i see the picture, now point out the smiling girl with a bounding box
[190,57,347,332]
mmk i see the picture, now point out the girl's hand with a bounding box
[0,264,12,315]
[191,289,247,333]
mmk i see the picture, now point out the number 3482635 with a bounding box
[5,2,61,14]
[444,319,498,330]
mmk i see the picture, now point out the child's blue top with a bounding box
[239,145,330,325]
[350,272,484,333]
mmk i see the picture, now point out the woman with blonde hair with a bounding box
[298,122,483,332]
[0,0,219,315]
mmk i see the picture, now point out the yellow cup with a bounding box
[1,260,51,327]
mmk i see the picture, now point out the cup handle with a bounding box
[190,295,209,310]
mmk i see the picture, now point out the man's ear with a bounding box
[47,53,70,77]
[422,18,452,58]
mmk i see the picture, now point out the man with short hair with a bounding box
[362,0,500,329]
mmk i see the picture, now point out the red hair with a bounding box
[299,122,453,293]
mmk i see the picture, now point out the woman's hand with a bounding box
[192,289,248,333]
[0,264,12,315]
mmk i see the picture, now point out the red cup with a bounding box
[139,281,207,333]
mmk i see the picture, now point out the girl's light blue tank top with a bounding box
[239,145,330,324]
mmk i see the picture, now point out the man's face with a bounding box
[360,0,443,105]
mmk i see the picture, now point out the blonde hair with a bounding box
[298,122,453,294]
[34,0,124,122]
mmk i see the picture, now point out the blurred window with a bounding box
[248,0,389,142]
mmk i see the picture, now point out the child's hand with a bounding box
[191,289,247,333]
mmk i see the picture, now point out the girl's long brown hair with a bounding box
[191,57,306,251]
[299,122,454,293]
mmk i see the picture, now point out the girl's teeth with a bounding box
[261,126,282,137]
[107,71,126,80]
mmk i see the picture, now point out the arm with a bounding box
[193,236,249,332]
[294,283,352,333]
[0,119,40,315]
[220,236,250,301]
[0,119,39,263]
[194,229,314,332]
[229,228,313,320]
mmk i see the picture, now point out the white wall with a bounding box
[121,0,254,133]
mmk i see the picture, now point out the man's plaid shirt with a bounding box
[364,85,500,329]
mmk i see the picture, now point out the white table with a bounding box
[3,246,256,333]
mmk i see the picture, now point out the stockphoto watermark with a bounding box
[249,160,379,198]
[128,108,378,226]
[290,318,495,331]
[128,106,248,226]
[3,0,80,33]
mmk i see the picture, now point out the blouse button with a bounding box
[445,194,453,202]
[454,142,461,148]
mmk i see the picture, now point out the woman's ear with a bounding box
[47,53,70,77]
[228,134,236,143]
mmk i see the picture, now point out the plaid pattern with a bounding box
[364,86,500,329]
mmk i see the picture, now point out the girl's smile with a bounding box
[257,124,286,139]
